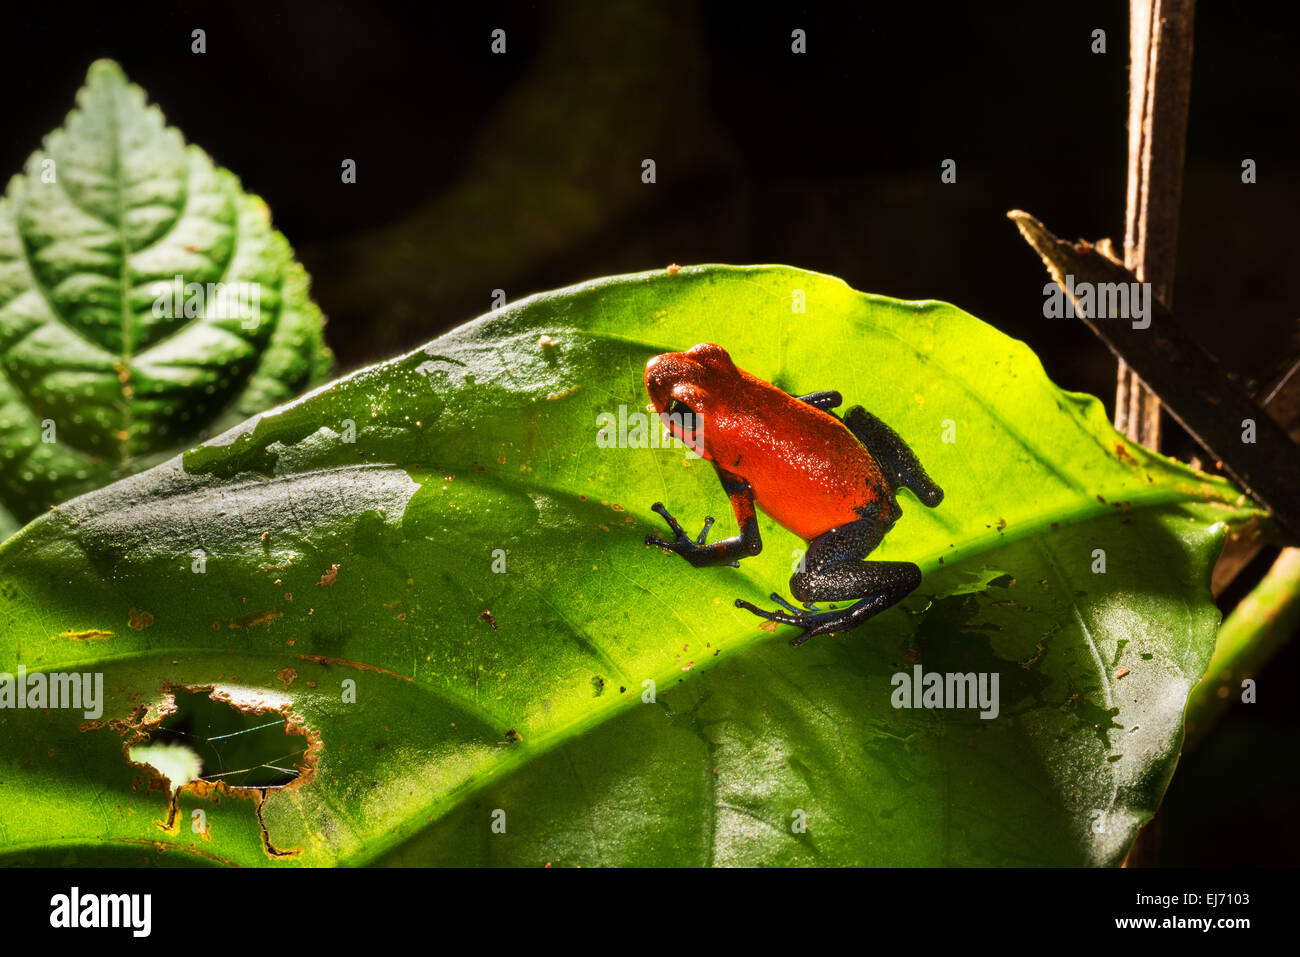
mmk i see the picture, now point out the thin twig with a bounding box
[1116,0,1196,450]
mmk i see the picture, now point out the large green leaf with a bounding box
[0,60,332,523]
[0,266,1256,866]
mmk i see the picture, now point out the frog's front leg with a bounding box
[646,465,762,568]
[736,517,920,646]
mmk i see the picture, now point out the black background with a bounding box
[1,0,1296,867]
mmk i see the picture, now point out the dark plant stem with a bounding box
[1116,0,1196,450]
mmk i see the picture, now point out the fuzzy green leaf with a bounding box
[0,60,332,522]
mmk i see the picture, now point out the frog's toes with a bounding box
[649,501,687,541]
[695,516,715,545]
[734,596,837,646]
[768,592,804,615]
[734,597,804,627]
[646,502,722,563]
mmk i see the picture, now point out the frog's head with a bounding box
[644,343,737,454]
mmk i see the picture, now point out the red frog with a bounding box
[644,343,943,645]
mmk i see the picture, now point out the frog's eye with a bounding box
[666,398,694,417]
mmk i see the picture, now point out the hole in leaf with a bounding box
[128,689,308,789]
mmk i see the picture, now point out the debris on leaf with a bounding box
[127,608,154,630]
[56,628,113,642]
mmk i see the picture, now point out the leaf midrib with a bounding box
[10,481,1249,864]
[11,84,256,472]
[106,79,134,472]
[19,454,1246,679]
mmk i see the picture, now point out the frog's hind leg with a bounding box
[735,518,920,646]
[843,406,944,508]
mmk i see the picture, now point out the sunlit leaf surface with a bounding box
[0,265,1254,865]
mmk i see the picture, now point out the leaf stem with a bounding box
[1185,547,1300,749]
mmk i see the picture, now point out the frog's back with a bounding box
[705,372,897,540]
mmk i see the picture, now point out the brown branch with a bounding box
[1116,0,1196,451]
[1008,211,1300,541]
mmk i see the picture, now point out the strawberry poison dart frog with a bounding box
[643,343,944,646]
